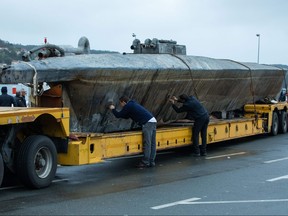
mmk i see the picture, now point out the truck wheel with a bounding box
[0,153,3,187]
[16,135,57,189]
[271,112,279,136]
[279,111,287,134]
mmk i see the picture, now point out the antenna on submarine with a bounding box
[132,33,137,39]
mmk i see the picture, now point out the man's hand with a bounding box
[168,98,175,104]
[106,101,115,110]
[168,96,178,104]
[109,104,115,110]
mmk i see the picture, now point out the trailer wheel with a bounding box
[16,135,57,189]
[279,111,287,134]
[271,112,279,136]
[0,153,3,187]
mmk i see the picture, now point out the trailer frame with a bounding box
[0,102,287,188]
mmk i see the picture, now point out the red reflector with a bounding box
[12,87,16,94]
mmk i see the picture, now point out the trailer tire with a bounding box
[0,153,3,187]
[16,135,57,189]
[271,112,279,136]
[279,111,287,134]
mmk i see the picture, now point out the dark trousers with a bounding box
[142,122,157,165]
[192,115,209,154]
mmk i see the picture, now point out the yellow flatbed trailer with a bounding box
[58,117,264,165]
[0,103,287,188]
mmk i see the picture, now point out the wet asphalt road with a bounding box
[1,133,288,215]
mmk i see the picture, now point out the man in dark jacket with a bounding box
[0,86,17,107]
[14,91,26,107]
[20,88,27,107]
[108,95,157,168]
[169,94,209,156]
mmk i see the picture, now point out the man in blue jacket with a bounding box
[169,94,209,156]
[108,95,157,168]
[0,86,17,107]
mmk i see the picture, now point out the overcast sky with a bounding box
[1,0,287,65]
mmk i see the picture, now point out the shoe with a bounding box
[192,153,201,157]
[135,162,150,168]
[149,162,156,167]
[200,152,207,156]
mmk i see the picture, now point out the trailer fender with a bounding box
[16,135,57,189]
[0,153,3,187]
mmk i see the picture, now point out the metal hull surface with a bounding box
[1,53,285,132]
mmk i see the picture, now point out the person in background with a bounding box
[14,91,26,107]
[0,86,17,107]
[108,95,157,168]
[279,88,287,102]
[169,94,209,157]
[20,88,27,107]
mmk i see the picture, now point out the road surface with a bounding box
[1,133,288,215]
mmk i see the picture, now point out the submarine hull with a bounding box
[1,54,285,132]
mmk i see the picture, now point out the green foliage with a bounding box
[0,39,24,64]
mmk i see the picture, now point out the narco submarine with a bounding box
[0,37,286,133]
